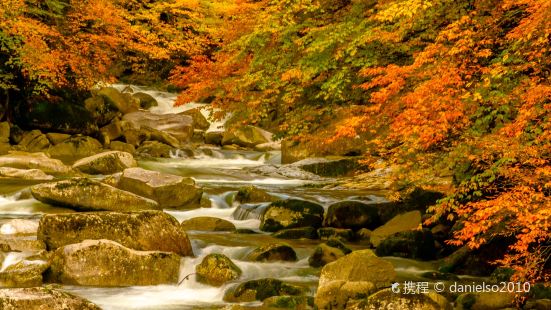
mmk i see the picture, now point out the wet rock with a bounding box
[455,292,514,310]
[140,126,181,148]
[0,287,101,309]
[324,201,381,230]
[248,164,324,181]
[355,228,372,242]
[72,151,137,175]
[132,92,158,109]
[0,152,71,175]
[315,280,377,310]
[291,157,361,177]
[97,87,139,114]
[109,141,136,154]
[84,94,120,126]
[38,211,193,256]
[117,167,202,209]
[319,250,396,288]
[375,230,436,260]
[205,131,223,145]
[0,167,53,181]
[356,289,450,310]
[247,243,297,262]
[181,108,209,130]
[49,239,180,286]
[46,133,71,145]
[235,185,276,203]
[260,199,324,232]
[0,260,50,287]
[223,278,304,302]
[47,136,103,159]
[30,178,160,212]
[0,219,39,235]
[195,254,242,287]
[222,125,273,148]
[273,227,318,240]
[123,111,193,143]
[309,244,347,268]
[18,130,50,152]
[370,210,422,247]
[281,139,316,164]
[181,217,236,232]
[318,228,354,242]
[325,239,353,255]
[136,141,176,158]
[262,296,314,309]
[0,238,46,252]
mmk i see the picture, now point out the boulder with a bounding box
[370,210,422,247]
[324,201,381,230]
[181,108,210,130]
[319,250,396,288]
[30,178,160,212]
[46,133,71,145]
[291,157,361,177]
[205,131,223,145]
[47,136,102,159]
[123,111,194,143]
[0,167,53,181]
[72,151,137,175]
[0,287,101,309]
[84,94,120,126]
[139,126,181,148]
[136,141,176,158]
[262,296,314,309]
[49,239,180,286]
[309,244,348,268]
[223,278,304,302]
[315,280,377,310]
[181,217,235,232]
[235,185,276,203]
[318,227,354,242]
[247,243,297,262]
[273,227,318,240]
[123,128,149,147]
[0,152,72,175]
[221,125,272,148]
[260,199,324,232]
[281,139,316,164]
[132,92,158,109]
[0,260,50,287]
[109,141,136,154]
[117,167,202,209]
[38,211,193,256]
[195,254,242,287]
[97,87,139,114]
[358,289,450,310]
[99,120,124,142]
[375,230,436,260]
[18,130,50,152]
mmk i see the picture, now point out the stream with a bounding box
[0,86,443,309]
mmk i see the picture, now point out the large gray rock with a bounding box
[72,151,137,175]
[370,211,422,247]
[117,167,202,209]
[30,178,160,212]
[38,211,193,256]
[0,287,101,309]
[49,239,180,286]
[47,136,103,159]
[260,199,324,232]
[221,125,272,148]
[123,111,194,143]
[195,254,242,287]
[0,167,53,181]
[0,152,71,175]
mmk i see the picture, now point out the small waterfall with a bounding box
[232,203,270,221]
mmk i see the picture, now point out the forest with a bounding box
[0,0,549,309]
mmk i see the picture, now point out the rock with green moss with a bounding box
[355,289,450,310]
[49,239,180,286]
[0,260,50,287]
[47,136,103,159]
[0,152,72,175]
[247,243,297,262]
[223,278,304,302]
[235,185,276,203]
[324,201,381,230]
[181,217,236,232]
[262,296,314,309]
[273,227,318,240]
[30,178,160,212]
[260,199,324,232]
[0,287,101,309]
[370,210,422,247]
[72,151,137,175]
[315,280,377,310]
[195,254,242,287]
[375,230,436,261]
[38,211,193,256]
[117,167,202,209]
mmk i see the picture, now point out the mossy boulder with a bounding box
[109,141,136,154]
[309,244,348,268]
[0,152,72,175]
[30,178,160,212]
[262,296,314,309]
[247,243,297,262]
[375,230,436,260]
[0,260,50,287]
[48,239,180,286]
[221,125,273,148]
[0,287,101,309]
[260,199,324,232]
[370,210,422,247]
[47,136,103,159]
[181,217,236,232]
[273,227,318,240]
[235,185,276,203]
[72,151,137,175]
[195,254,242,287]
[324,201,381,230]
[117,167,202,209]
[181,108,210,130]
[97,87,139,114]
[223,278,304,302]
[38,211,193,256]
[132,92,158,109]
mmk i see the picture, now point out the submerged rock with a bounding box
[49,239,180,286]
[0,287,101,309]
[181,217,236,232]
[195,254,242,287]
[223,278,304,302]
[0,152,71,175]
[247,243,297,262]
[0,167,53,181]
[324,201,381,230]
[30,178,160,212]
[260,199,324,232]
[72,151,137,175]
[117,167,202,209]
[370,210,422,247]
[221,125,273,148]
[38,211,193,256]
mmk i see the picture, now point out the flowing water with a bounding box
[0,86,443,309]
